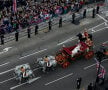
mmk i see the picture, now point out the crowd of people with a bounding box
[0,0,85,35]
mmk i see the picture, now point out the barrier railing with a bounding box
[1,2,106,44]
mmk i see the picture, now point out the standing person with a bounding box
[92,8,96,18]
[0,34,4,45]
[59,16,62,28]
[35,24,38,35]
[87,83,93,90]
[27,26,31,38]
[83,9,86,18]
[15,31,19,41]
[96,5,99,14]
[48,20,52,31]
[76,77,82,89]
[72,13,75,23]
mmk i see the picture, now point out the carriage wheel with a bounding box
[62,62,70,68]
[85,51,94,59]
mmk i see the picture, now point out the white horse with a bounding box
[37,56,57,72]
[14,64,34,83]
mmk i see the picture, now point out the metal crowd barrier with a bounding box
[2,3,105,43]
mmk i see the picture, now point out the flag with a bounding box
[13,0,17,13]
[95,58,106,78]
[98,67,106,78]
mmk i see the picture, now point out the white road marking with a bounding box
[84,63,96,70]
[103,40,108,44]
[0,62,10,67]
[0,63,29,75]
[0,67,40,84]
[89,22,105,30]
[57,37,77,46]
[0,47,12,55]
[84,58,108,70]
[91,27,106,33]
[97,14,108,22]
[19,49,47,59]
[28,76,41,84]
[0,77,16,84]
[10,82,27,90]
[33,67,42,71]
[45,73,73,86]
[0,68,14,75]
[10,77,41,90]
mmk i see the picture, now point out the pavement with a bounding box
[0,2,108,90]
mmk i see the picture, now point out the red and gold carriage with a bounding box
[55,41,94,68]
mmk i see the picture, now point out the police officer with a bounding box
[72,13,75,23]
[15,31,19,41]
[95,50,104,61]
[87,83,93,90]
[0,34,4,45]
[59,17,62,28]
[76,77,82,89]
[27,26,31,38]
[48,20,52,31]
[83,9,86,18]
[35,24,38,35]
[92,8,96,18]
[96,5,99,14]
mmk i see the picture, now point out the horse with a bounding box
[37,56,57,72]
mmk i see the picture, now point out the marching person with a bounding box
[35,24,38,35]
[76,77,82,89]
[92,8,96,18]
[72,13,75,23]
[59,16,62,28]
[96,5,100,14]
[27,26,31,38]
[83,9,86,18]
[15,31,19,41]
[48,20,52,31]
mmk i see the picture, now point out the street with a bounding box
[0,7,108,90]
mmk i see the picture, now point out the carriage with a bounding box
[36,55,57,72]
[14,64,35,83]
[55,41,94,68]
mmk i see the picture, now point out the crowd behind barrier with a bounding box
[0,0,85,35]
[0,0,105,44]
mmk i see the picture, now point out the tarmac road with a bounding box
[0,10,108,90]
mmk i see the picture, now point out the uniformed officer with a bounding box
[83,9,86,18]
[0,34,4,45]
[96,5,99,14]
[15,31,19,41]
[76,77,82,89]
[72,13,75,23]
[48,20,52,31]
[35,24,38,35]
[87,83,93,90]
[59,17,62,27]
[27,26,31,38]
[92,8,96,18]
